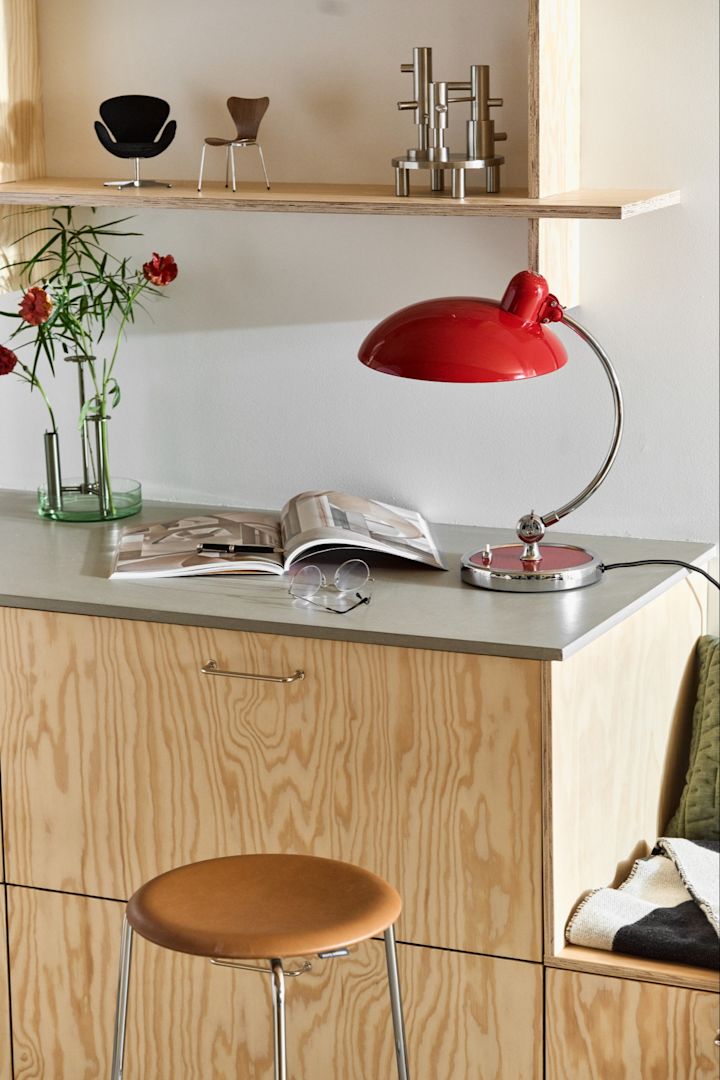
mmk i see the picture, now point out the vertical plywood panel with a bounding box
[546,968,720,1079]
[9,887,543,1080]
[546,580,705,954]
[0,890,11,1078]
[528,0,581,306]
[0,0,46,292]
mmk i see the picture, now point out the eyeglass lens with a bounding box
[289,564,324,598]
[334,559,370,593]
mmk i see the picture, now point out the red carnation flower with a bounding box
[142,253,178,287]
[0,345,19,376]
[19,286,53,326]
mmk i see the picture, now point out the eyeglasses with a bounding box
[288,554,372,614]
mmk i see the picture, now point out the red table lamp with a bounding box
[358,270,623,592]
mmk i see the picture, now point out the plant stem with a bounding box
[104,281,144,394]
[16,361,58,432]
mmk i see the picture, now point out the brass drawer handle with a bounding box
[201,659,305,684]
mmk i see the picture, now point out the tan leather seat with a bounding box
[127,852,402,959]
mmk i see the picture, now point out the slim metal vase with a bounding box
[43,430,63,513]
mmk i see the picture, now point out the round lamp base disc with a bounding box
[461,543,602,592]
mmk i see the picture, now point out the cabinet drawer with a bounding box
[9,886,543,1079]
[546,968,720,1079]
[0,607,542,958]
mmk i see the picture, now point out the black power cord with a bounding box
[600,559,720,590]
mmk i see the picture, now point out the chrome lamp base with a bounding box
[461,543,603,592]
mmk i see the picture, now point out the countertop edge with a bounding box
[0,592,563,660]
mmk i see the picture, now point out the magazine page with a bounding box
[111,511,284,579]
[280,490,446,569]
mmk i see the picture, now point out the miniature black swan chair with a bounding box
[94,95,176,189]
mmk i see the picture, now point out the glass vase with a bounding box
[37,417,142,522]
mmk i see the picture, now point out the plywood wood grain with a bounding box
[546,968,720,1079]
[0,607,543,959]
[0,0,47,292]
[9,886,543,1080]
[545,579,705,955]
[528,0,582,305]
[0,176,681,219]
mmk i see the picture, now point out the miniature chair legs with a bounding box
[109,918,409,1079]
[197,142,271,192]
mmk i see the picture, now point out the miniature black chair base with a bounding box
[103,158,172,190]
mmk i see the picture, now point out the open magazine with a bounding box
[110,490,446,578]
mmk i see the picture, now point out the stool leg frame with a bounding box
[109,921,408,1079]
[384,925,410,1080]
[270,958,287,1080]
[110,916,134,1080]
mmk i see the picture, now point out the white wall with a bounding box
[0,0,717,545]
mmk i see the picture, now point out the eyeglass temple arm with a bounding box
[536,312,624,530]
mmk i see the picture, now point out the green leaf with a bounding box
[106,379,121,409]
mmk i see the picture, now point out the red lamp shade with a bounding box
[358,270,567,382]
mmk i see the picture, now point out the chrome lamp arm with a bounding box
[516,312,624,551]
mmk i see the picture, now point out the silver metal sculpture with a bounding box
[393,46,506,199]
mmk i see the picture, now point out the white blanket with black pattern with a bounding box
[565,838,719,970]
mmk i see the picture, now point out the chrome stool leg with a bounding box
[384,925,410,1080]
[110,916,134,1080]
[270,958,287,1080]
[197,144,206,192]
[257,143,271,189]
[229,144,237,192]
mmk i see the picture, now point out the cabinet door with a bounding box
[546,968,720,1079]
[9,886,543,1080]
[0,891,11,1079]
[0,607,542,959]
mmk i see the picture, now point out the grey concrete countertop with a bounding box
[0,489,715,660]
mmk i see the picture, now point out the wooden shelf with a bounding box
[0,177,680,220]
[547,945,720,994]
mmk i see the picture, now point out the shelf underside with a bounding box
[0,177,680,219]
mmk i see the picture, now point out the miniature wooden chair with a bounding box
[197,96,270,192]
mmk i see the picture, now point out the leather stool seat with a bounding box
[127,852,402,959]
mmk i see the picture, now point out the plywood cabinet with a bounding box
[0,603,545,1076]
[0,576,717,1076]
[0,606,542,960]
[545,968,720,1079]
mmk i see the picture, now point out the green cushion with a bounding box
[666,635,719,841]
